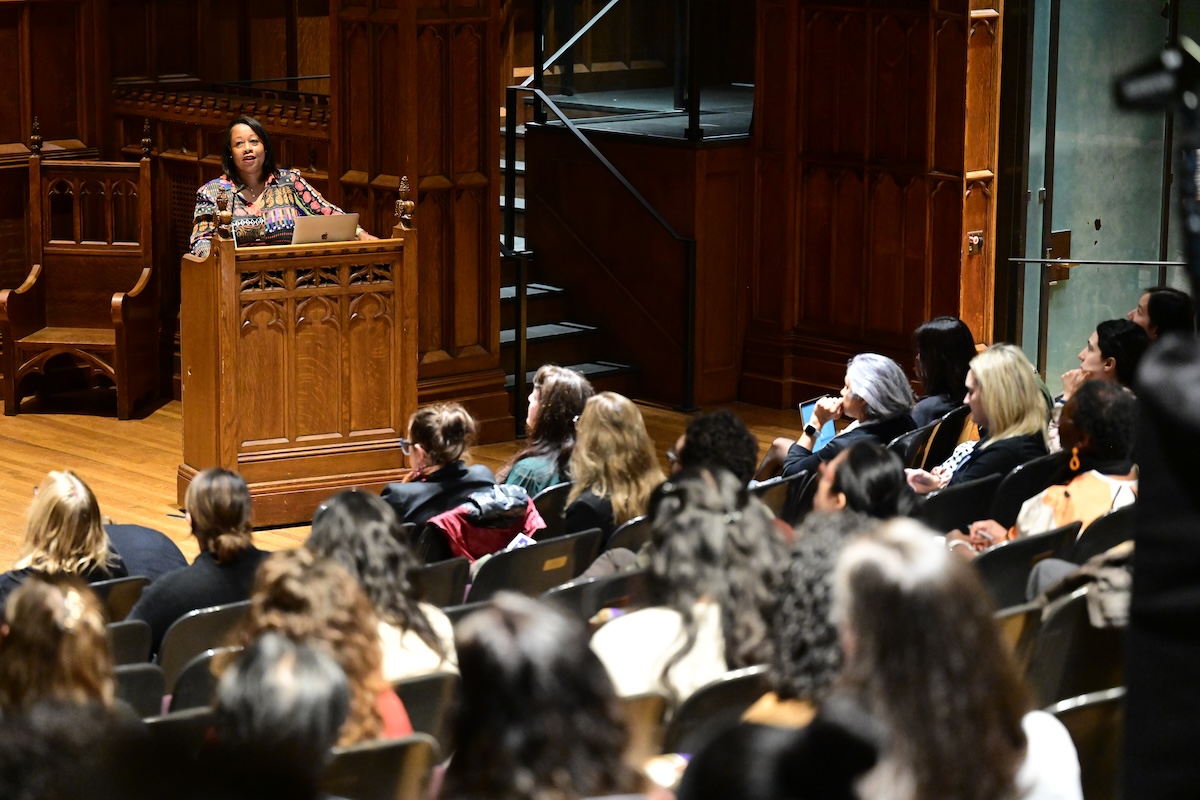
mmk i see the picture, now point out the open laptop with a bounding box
[291,213,359,245]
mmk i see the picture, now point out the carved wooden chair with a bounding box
[1,121,157,418]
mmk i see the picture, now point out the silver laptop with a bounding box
[291,213,359,245]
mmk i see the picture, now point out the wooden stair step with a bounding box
[499,282,564,302]
[504,361,637,390]
[500,321,595,347]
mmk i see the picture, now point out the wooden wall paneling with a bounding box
[154,0,199,80]
[28,2,80,143]
[108,0,149,82]
[866,173,906,338]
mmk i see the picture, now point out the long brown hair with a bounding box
[17,470,116,575]
[498,364,594,482]
[186,468,255,563]
[834,519,1030,800]
[227,549,388,745]
[0,575,114,714]
[567,392,665,525]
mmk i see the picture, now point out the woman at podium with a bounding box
[189,115,376,256]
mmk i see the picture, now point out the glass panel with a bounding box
[1037,1,1168,384]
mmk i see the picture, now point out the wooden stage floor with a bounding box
[0,397,803,572]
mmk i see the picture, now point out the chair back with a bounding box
[920,404,974,469]
[442,600,492,626]
[989,451,1069,528]
[114,662,165,718]
[169,645,243,712]
[972,522,1081,609]
[661,665,770,755]
[391,671,461,755]
[108,618,152,665]
[543,568,651,621]
[1026,586,1125,707]
[410,557,470,607]
[750,470,807,521]
[606,515,651,553]
[887,422,938,468]
[1048,687,1126,800]
[157,600,251,688]
[994,600,1043,673]
[1068,504,1135,564]
[465,528,602,603]
[90,575,152,622]
[532,481,574,539]
[319,733,440,800]
[144,707,216,757]
[918,473,1003,535]
[395,521,417,545]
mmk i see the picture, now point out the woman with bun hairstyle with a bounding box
[381,403,496,531]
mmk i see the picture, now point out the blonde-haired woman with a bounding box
[381,402,496,532]
[0,470,127,610]
[564,392,666,540]
[908,344,1049,494]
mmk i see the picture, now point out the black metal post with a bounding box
[515,253,530,437]
[684,0,703,141]
[533,0,546,124]
[1035,0,1061,376]
[504,87,518,252]
[554,0,576,97]
[1158,0,1181,284]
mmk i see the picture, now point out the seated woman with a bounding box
[0,575,118,717]
[590,467,785,706]
[949,379,1137,555]
[0,470,127,611]
[757,354,915,481]
[381,402,496,533]
[189,115,375,256]
[907,344,1049,494]
[563,392,665,541]
[443,592,638,800]
[225,548,412,746]
[497,364,594,495]
[1060,318,1150,402]
[811,440,918,519]
[1128,285,1195,339]
[129,468,269,655]
[307,490,456,680]
[834,519,1083,800]
[911,316,978,427]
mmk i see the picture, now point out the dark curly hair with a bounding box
[767,511,877,702]
[647,468,786,701]
[829,441,918,519]
[498,364,594,483]
[1061,380,1136,469]
[307,490,448,663]
[1095,319,1151,388]
[678,410,761,485]
[913,316,977,401]
[834,520,1030,800]
[443,592,635,800]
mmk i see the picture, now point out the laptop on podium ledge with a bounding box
[291,213,359,245]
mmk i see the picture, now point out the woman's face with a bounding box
[813,450,849,512]
[964,369,987,429]
[1078,330,1115,381]
[526,385,541,433]
[230,123,265,183]
[841,376,868,421]
[405,428,428,471]
[1127,293,1154,337]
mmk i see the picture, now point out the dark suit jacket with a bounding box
[105,524,189,580]
[781,413,916,479]
[381,461,497,531]
[947,432,1048,487]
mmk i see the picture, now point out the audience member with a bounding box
[0,470,127,610]
[381,403,495,531]
[743,510,878,729]
[129,468,268,654]
[0,575,116,716]
[1128,286,1195,339]
[103,524,188,581]
[673,409,760,485]
[190,115,374,257]
[307,490,456,680]
[590,468,784,706]
[911,316,978,427]
[950,380,1137,555]
[834,519,1082,800]
[757,354,915,481]
[498,364,594,495]
[1060,319,1151,402]
[564,392,666,540]
[226,548,411,745]
[812,441,917,519]
[442,592,637,800]
[907,344,1048,494]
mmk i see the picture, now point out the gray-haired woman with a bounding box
[756,353,916,481]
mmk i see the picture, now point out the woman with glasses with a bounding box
[381,403,496,532]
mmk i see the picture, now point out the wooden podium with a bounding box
[177,209,417,527]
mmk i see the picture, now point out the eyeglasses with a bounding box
[399,438,412,455]
[666,449,679,466]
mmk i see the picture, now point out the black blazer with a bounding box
[781,413,916,479]
[381,461,497,531]
[947,432,1048,487]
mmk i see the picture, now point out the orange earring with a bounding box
[1069,445,1081,472]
